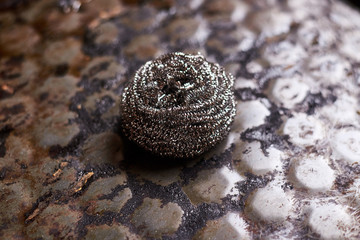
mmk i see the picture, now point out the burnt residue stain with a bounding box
[75,147,237,239]
[299,91,337,115]
[75,174,188,239]
[83,20,132,57]
[93,95,115,116]
[241,99,292,154]
[0,126,13,158]
[257,67,283,90]
[237,173,270,206]
[176,202,226,239]
[0,103,24,118]
[49,58,123,159]
[0,82,28,100]
[49,133,85,158]
[0,56,24,79]
[24,191,53,225]
[335,164,360,194]
[174,150,240,239]
[0,167,9,180]
[0,56,27,99]
[78,63,114,94]
[180,148,234,185]
[235,87,266,101]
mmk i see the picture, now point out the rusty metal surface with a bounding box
[1,0,360,239]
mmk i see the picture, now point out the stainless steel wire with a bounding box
[120,52,236,158]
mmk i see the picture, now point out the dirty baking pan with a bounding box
[0,0,360,239]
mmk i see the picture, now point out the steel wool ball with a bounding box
[120,52,236,158]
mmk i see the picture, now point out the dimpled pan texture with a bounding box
[0,0,359,239]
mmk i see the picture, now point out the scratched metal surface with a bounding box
[1,0,360,239]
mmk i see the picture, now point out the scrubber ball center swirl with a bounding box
[120,52,236,158]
